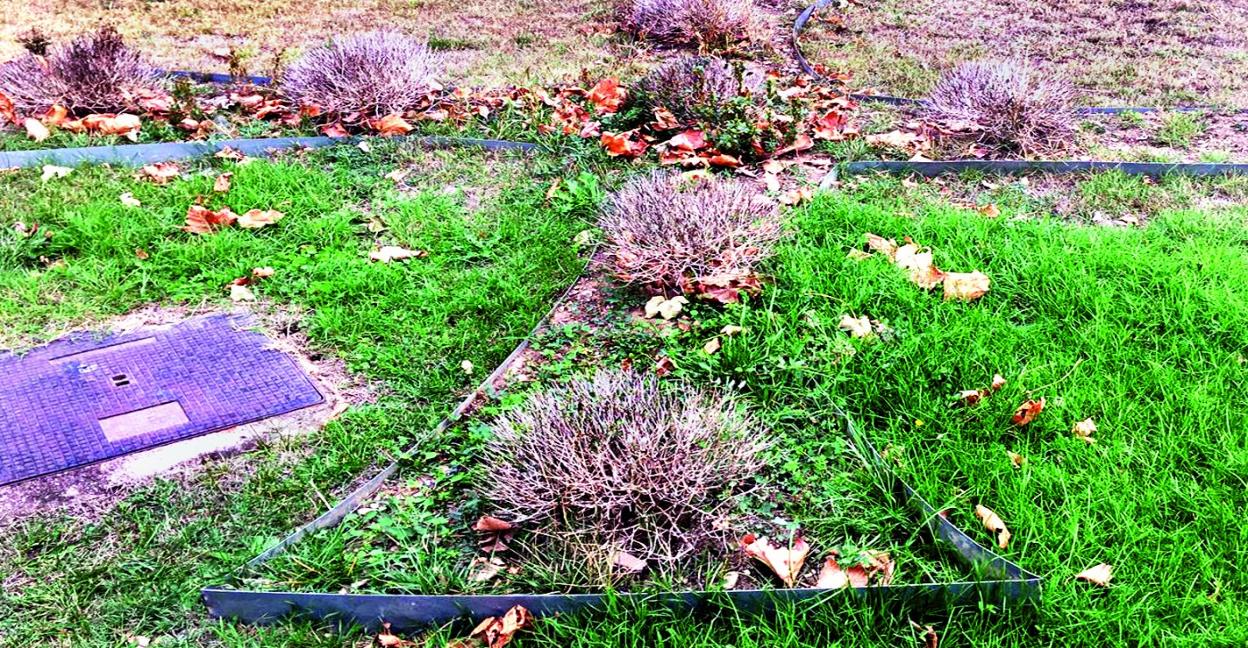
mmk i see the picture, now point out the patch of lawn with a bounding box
[0,143,591,646]
[645,177,1248,644]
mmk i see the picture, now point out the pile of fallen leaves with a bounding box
[539,74,863,165]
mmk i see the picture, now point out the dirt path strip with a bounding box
[0,135,537,169]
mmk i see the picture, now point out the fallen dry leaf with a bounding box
[23,117,50,142]
[374,113,413,136]
[469,605,532,648]
[942,271,991,301]
[183,205,238,234]
[974,505,1011,549]
[322,122,350,138]
[1075,563,1113,587]
[955,389,986,407]
[40,165,73,181]
[369,245,425,263]
[213,173,233,193]
[134,248,149,260]
[252,267,275,279]
[991,373,1007,391]
[815,555,849,589]
[229,284,255,302]
[236,209,284,229]
[644,295,688,320]
[910,621,939,648]
[215,146,247,162]
[865,233,898,259]
[138,161,180,184]
[473,516,514,532]
[666,128,706,152]
[119,192,141,208]
[1011,398,1045,426]
[721,324,744,336]
[0,91,14,124]
[587,78,626,114]
[703,337,721,354]
[978,203,1001,218]
[376,622,413,647]
[93,113,142,139]
[613,551,647,573]
[1007,450,1025,468]
[839,314,874,339]
[740,533,809,587]
[1072,418,1097,444]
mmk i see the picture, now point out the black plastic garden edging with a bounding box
[164,69,274,86]
[199,264,1042,635]
[791,0,1245,116]
[0,135,536,169]
[822,159,1248,186]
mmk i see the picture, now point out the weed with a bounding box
[1154,111,1205,148]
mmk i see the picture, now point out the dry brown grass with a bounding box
[800,0,1248,107]
[0,0,623,85]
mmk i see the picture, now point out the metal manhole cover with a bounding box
[0,314,324,486]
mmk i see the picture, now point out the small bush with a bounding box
[601,173,782,287]
[621,0,761,49]
[636,56,755,122]
[281,31,442,116]
[484,370,767,563]
[0,26,158,114]
[923,60,1076,154]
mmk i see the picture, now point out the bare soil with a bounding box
[799,0,1248,107]
[0,0,622,85]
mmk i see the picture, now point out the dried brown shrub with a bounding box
[0,26,159,114]
[636,56,757,121]
[281,31,442,116]
[484,371,767,563]
[923,59,1076,154]
[620,0,762,49]
[601,173,782,288]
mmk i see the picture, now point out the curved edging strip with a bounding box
[164,69,274,86]
[792,0,1245,115]
[823,159,1248,186]
[0,135,536,169]
[200,266,1041,633]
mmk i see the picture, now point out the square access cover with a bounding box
[0,314,324,486]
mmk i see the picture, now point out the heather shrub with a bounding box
[601,173,782,287]
[484,370,767,563]
[923,60,1076,154]
[0,26,158,114]
[636,56,757,122]
[621,0,761,49]
[281,31,442,116]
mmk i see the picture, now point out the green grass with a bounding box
[1154,112,1206,148]
[3,158,1248,647]
[643,178,1248,645]
[0,142,592,646]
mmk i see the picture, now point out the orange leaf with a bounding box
[183,205,237,234]
[0,91,14,124]
[138,161,181,184]
[42,104,68,126]
[587,78,626,114]
[666,129,706,152]
[740,533,809,587]
[600,130,646,158]
[469,605,532,648]
[707,153,741,168]
[942,271,991,301]
[1011,398,1045,426]
[473,516,515,532]
[374,113,413,137]
[772,134,813,158]
[815,555,849,589]
[650,106,680,130]
[321,122,350,138]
